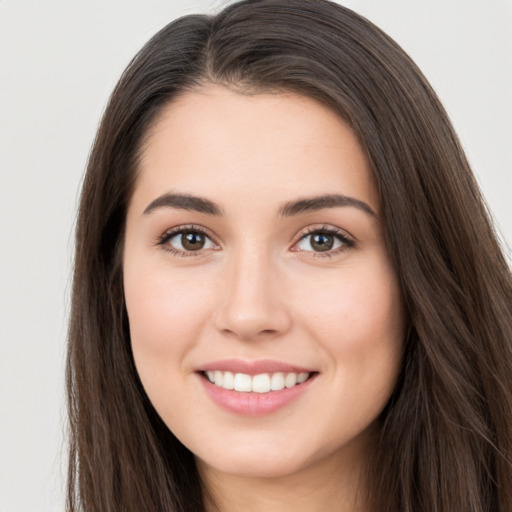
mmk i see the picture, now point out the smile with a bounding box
[204,370,310,393]
[197,361,318,416]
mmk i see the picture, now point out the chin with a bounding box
[192,429,352,481]
[197,450,311,480]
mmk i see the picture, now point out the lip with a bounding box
[195,358,315,375]
[195,359,318,416]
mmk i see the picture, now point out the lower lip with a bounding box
[198,373,317,416]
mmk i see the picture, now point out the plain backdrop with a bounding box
[0,1,511,510]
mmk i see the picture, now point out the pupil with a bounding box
[311,233,333,252]
[182,232,205,251]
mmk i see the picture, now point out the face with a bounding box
[123,85,405,480]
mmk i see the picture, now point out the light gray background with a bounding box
[1,1,511,510]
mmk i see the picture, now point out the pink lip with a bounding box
[196,358,314,375]
[195,359,318,416]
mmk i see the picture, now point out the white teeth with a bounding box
[234,373,252,392]
[285,372,297,388]
[205,370,311,393]
[271,372,285,391]
[252,373,271,393]
[214,370,224,387]
[297,372,309,384]
[223,371,234,390]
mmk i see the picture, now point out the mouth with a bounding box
[200,370,316,393]
[195,359,319,415]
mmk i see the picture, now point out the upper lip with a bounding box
[196,358,316,375]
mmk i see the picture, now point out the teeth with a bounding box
[252,373,271,393]
[234,373,252,392]
[214,370,224,387]
[271,372,285,391]
[297,372,309,384]
[205,370,311,393]
[223,371,234,390]
[285,372,297,388]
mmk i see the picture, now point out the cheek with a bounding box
[123,258,214,381]
[304,270,401,334]
[297,255,405,384]
[296,258,405,438]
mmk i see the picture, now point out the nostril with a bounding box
[220,327,280,342]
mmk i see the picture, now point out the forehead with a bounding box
[134,84,379,215]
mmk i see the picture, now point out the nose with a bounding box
[213,248,292,341]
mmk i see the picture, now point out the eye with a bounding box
[157,226,218,256]
[293,227,354,256]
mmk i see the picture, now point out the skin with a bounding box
[123,84,406,512]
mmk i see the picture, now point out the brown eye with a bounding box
[181,232,206,251]
[295,228,353,255]
[310,233,334,252]
[165,230,216,253]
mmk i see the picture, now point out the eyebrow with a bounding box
[143,193,223,216]
[143,192,376,217]
[278,194,376,217]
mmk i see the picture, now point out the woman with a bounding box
[66,0,512,510]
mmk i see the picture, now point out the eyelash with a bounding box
[156,224,215,258]
[296,226,355,258]
[156,224,355,258]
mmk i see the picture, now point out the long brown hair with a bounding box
[67,1,512,510]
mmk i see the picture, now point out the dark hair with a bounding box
[67,0,512,510]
